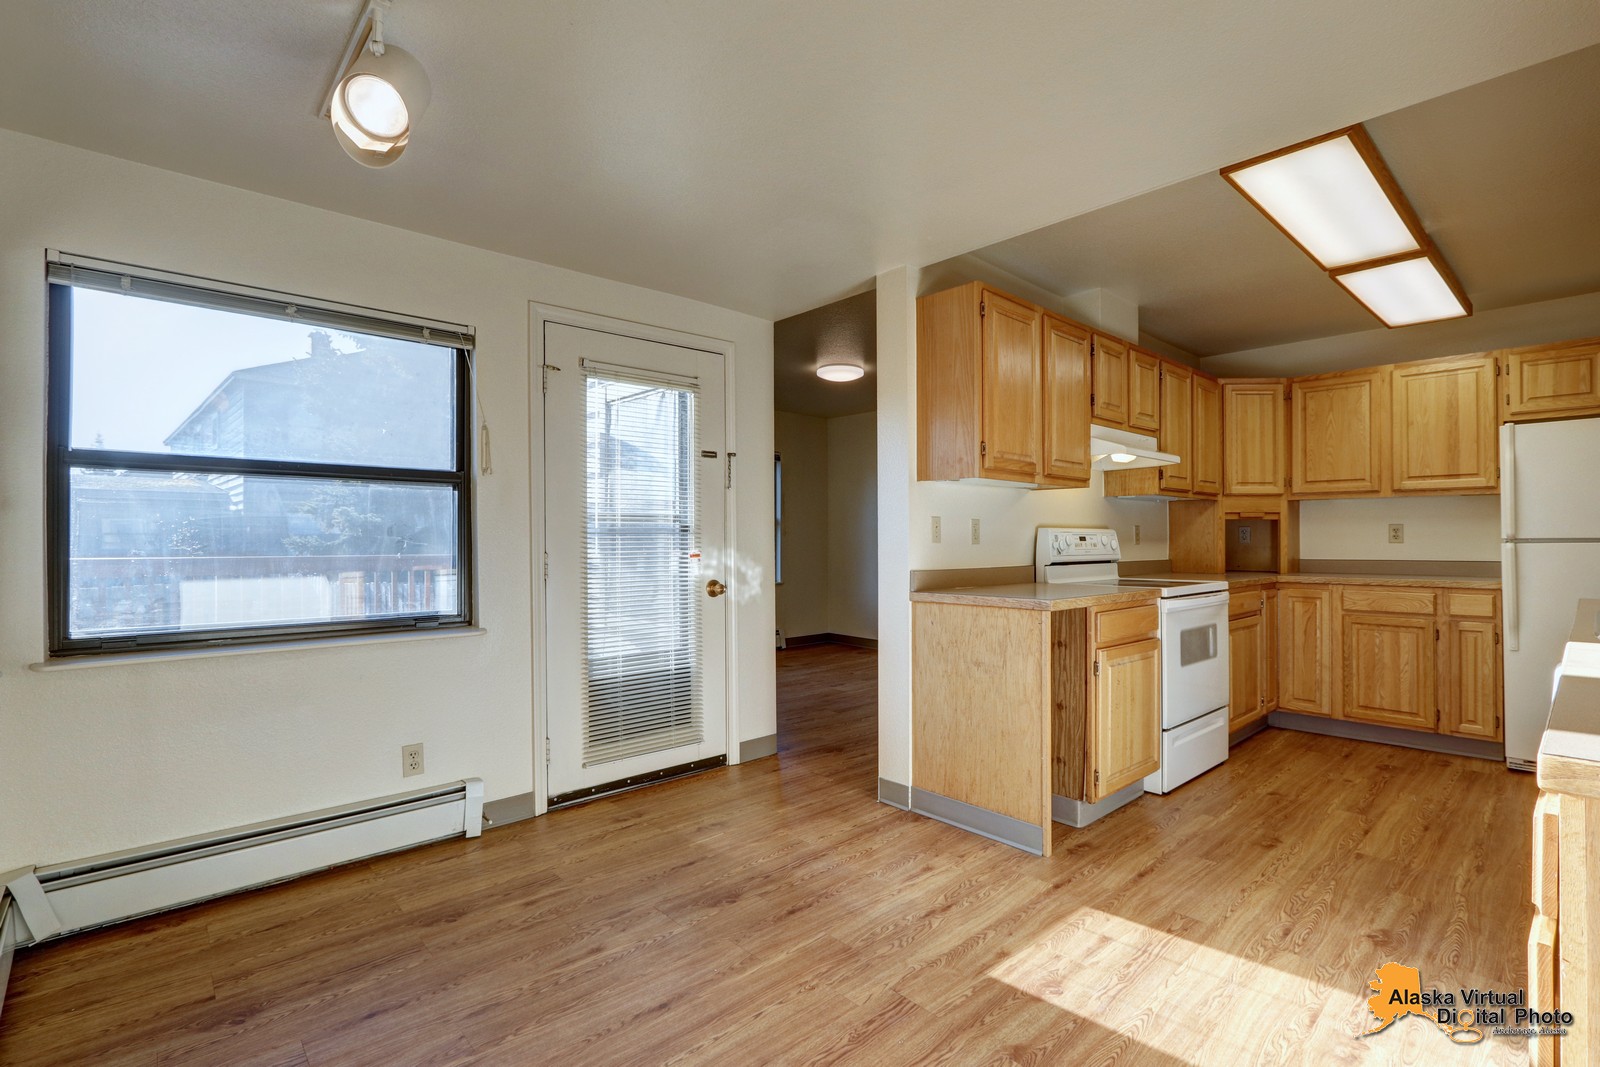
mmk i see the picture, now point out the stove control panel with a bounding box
[1038,527,1120,563]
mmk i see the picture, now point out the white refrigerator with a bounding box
[1501,418,1600,769]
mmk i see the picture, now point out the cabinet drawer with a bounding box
[1339,587,1437,615]
[1229,589,1266,619]
[1445,591,1497,619]
[1093,603,1159,647]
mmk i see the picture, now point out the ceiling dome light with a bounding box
[327,3,430,168]
[817,362,865,382]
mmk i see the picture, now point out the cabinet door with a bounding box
[1342,613,1436,730]
[979,289,1043,478]
[1229,612,1264,730]
[1041,314,1092,486]
[1128,348,1161,433]
[1504,339,1600,420]
[1091,333,1129,427]
[1193,375,1223,496]
[1262,588,1278,712]
[1391,356,1499,493]
[1158,363,1194,493]
[1291,369,1387,496]
[1278,588,1334,715]
[1442,617,1502,740]
[1088,637,1160,802]
[1223,381,1288,495]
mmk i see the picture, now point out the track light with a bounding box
[325,1,430,168]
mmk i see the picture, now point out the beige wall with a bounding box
[1299,496,1501,562]
[0,129,776,872]
[775,409,878,640]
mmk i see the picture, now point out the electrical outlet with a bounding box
[970,518,981,545]
[931,516,942,544]
[1388,523,1405,544]
[1134,524,1142,546]
[1238,525,1252,544]
[402,743,424,777]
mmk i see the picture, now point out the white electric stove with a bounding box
[1036,527,1230,795]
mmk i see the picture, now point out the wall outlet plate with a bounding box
[402,743,424,777]
[1238,526,1251,544]
[931,516,941,544]
[1388,523,1405,544]
[970,518,980,545]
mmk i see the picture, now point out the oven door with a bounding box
[1159,592,1230,729]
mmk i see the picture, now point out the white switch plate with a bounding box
[1388,523,1405,544]
[970,518,980,545]
[931,516,942,544]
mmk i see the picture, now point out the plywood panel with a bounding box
[912,602,1050,846]
[1532,793,1560,917]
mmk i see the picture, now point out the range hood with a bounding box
[1090,425,1179,471]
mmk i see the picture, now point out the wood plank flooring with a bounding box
[1,644,1538,1065]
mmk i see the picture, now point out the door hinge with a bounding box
[726,451,736,490]
[541,363,561,393]
[1094,770,1100,786]
[1093,659,1100,676]
[545,737,551,767]
[980,440,987,456]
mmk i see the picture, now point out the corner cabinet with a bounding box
[918,282,1078,486]
[1390,354,1498,494]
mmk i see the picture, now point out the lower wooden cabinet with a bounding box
[1278,587,1335,715]
[1341,613,1437,730]
[1229,611,1265,730]
[1089,637,1161,801]
[1262,588,1278,712]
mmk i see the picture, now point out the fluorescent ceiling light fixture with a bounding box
[816,362,865,382]
[324,1,431,168]
[1332,253,1472,328]
[1222,127,1423,269]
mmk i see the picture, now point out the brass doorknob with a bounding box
[706,579,727,598]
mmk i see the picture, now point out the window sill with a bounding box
[28,626,487,672]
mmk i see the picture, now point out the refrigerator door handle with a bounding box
[1503,540,1519,652]
[1500,422,1516,539]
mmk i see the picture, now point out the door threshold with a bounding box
[548,755,728,810]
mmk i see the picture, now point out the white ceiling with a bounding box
[3,2,1599,322]
[970,44,1600,357]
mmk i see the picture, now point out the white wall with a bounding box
[0,130,775,872]
[775,411,830,638]
[1299,496,1501,561]
[827,412,878,639]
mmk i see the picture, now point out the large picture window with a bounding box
[46,257,474,654]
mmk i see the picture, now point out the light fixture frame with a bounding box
[1329,246,1473,329]
[321,0,430,168]
[1220,123,1472,328]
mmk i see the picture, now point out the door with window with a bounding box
[543,322,728,803]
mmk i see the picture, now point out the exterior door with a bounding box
[544,322,728,802]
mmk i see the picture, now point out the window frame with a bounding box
[46,273,476,657]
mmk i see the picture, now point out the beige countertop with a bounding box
[1538,598,1600,800]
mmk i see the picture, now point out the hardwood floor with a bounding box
[2,644,1537,1066]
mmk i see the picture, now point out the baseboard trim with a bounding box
[1228,718,1271,747]
[739,734,778,762]
[877,778,910,810]
[482,792,538,829]
[780,633,878,650]
[1267,712,1505,761]
[910,787,1044,855]
[1051,781,1145,828]
[0,895,17,1024]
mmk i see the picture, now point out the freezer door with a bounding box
[1504,541,1600,766]
[1503,419,1600,538]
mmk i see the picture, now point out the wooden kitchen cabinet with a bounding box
[1278,587,1335,715]
[1223,380,1288,495]
[1502,336,1600,421]
[1193,374,1223,496]
[1040,313,1093,486]
[1290,367,1388,496]
[1158,363,1194,493]
[1262,588,1278,712]
[1439,591,1503,741]
[1228,591,1268,731]
[1341,612,1437,731]
[1088,636,1161,803]
[1390,354,1499,493]
[1128,347,1162,433]
[1091,333,1130,428]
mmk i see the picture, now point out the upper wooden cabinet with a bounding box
[1040,314,1093,486]
[1158,363,1194,493]
[1290,367,1388,497]
[1390,354,1499,493]
[1502,337,1600,421]
[917,282,1087,487]
[1128,348,1162,434]
[1223,380,1288,495]
[1091,333,1130,428]
[1192,375,1223,496]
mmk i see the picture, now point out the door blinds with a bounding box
[579,364,704,766]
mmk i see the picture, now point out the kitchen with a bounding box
[881,46,1600,1058]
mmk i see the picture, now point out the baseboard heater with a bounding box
[1,778,483,982]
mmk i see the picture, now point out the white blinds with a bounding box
[580,365,704,766]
